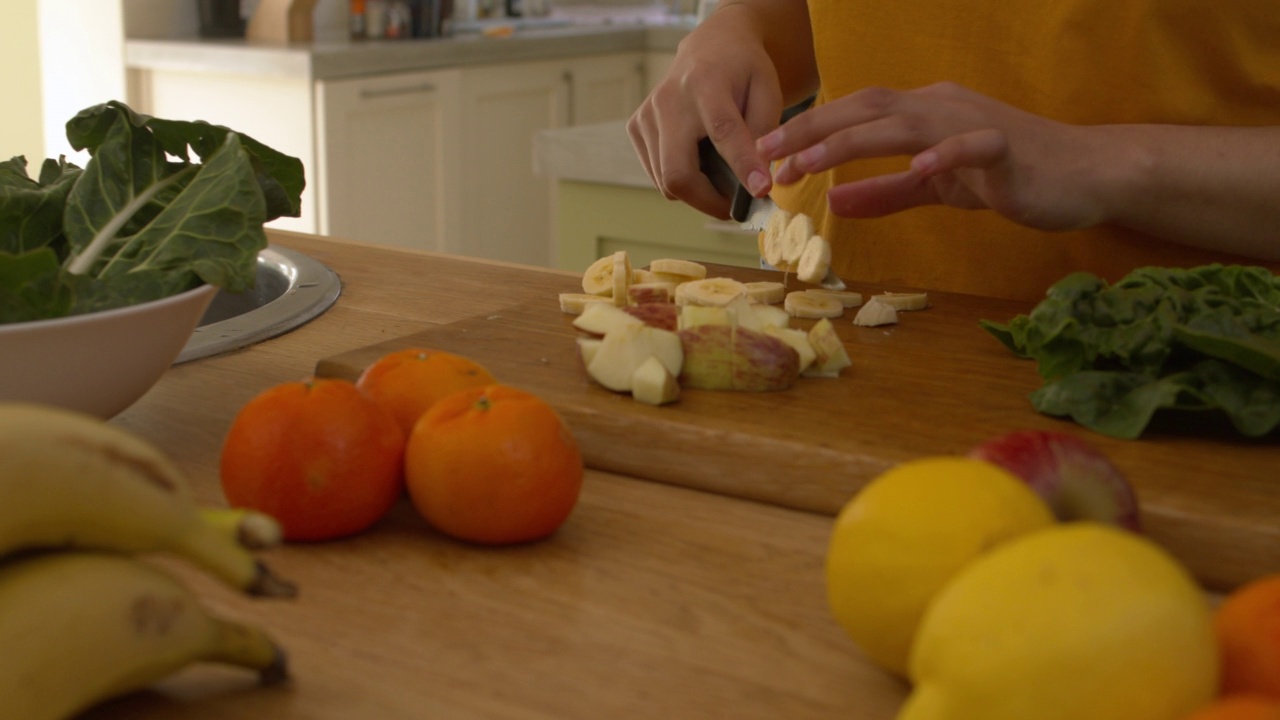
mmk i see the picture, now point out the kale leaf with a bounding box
[981,265,1280,439]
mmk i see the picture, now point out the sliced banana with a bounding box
[560,292,614,315]
[631,268,659,284]
[649,258,708,280]
[784,290,846,319]
[674,277,750,307]
[581,255,616,296]
[807,288,864,308]
[652,271,701,285]
[744,281,786,305]
[796,235,832,284]
[761,208,794,268]
[874,292,929,311]
[611,251,632,307]
[852,298,899,326]
[781,213,815,269]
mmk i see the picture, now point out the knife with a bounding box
[696,97,846,289]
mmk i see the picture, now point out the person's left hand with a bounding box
[756,82,1119,232]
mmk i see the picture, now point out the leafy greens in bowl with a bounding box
[981,265,1280,440]
[1,100,305,323]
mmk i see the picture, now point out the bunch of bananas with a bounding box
[0,402,296,720]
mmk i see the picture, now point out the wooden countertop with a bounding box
[83,231,905,719]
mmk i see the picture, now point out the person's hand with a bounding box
[758,82,1116,232]
[627,8,785,219]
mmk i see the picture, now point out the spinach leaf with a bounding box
[982,264,1280,439]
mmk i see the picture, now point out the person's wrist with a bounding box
[1086,125,1158,230]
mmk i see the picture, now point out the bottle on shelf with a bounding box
[349,0,367,38]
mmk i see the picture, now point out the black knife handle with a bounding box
[696,96,816,223]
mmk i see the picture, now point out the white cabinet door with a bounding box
[315,69,462,252]
[565,53,645,126]
[456,60,566,267]
[457,54,644,267]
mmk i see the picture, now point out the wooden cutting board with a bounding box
[317,267,1279,592]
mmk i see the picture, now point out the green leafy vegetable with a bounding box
[0,101,304,324]
[981,265,1280,439]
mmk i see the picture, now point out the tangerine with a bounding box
[356,348,497,436]
[1217,574,1280,698]
[220,378,405,541]
[1182,696,1280,720]
[404,384,583,545]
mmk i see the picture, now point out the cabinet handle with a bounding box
[562,70,575,126]
[359,82,436,99]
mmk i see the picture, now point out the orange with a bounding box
[220,378,405,542]
[1181,696,1280,720]
[404,384,583,545]
[1217,574,1280,698]
[356,348,497,436]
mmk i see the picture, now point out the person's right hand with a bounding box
[627,7,784,219]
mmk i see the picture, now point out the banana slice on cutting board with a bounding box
[806,288,863,308]
[649,258,708,280]
[581,255,616,296]
[873,292,929,311]
[611,251,632,307]
[560,292,614,315]
[784,290,846,319]
[675,277,751,307]
[853,298,899,326]
[744,281,786,305]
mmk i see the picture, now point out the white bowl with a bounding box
[0,283,219,419]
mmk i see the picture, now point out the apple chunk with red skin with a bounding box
[623,302,678,332]
[677,324,800,392]
[967,429,1141,531]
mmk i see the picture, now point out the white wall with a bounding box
[0,0,46,170]
[38,0,127,164]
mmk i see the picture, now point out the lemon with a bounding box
[825,457,1054,677]
[900,523,1217,720]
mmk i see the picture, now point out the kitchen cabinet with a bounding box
[457,54,645,267]
[555,180,761,272]
[315,69,462,251]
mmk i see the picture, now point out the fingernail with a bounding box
[911,150,938,175]
[797,143,826,168]
[747,170,771,196]
[757,130,782,154]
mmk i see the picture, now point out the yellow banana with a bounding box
[0,402,295,597]
[0,551,288,720]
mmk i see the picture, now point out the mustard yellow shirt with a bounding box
[771,0,1280,301]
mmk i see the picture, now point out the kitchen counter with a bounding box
[534,119,651,188]
[82,230,906,719]
[125,24,690,81]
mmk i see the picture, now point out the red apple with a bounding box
[623,303,679,332]
[967,429,1141,531]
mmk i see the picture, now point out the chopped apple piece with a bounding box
[763,326,817,373]
[627,282,677,305]
[754,304,790,330]
[725,294,764,333]
[678,324,800,392]
[804,317,852,378]
[624,303,679,331]
[585,324,684,392]
[678,305,733,330]
[576,337,603,366]
[631,356,681,406]
[572,302,644,336]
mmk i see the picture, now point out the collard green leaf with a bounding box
[0,100,305,324]
[983,264,1280,439]
[0,156,80,256]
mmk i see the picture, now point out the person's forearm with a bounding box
[1099,124,1280,260]
[703,0,819,107]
